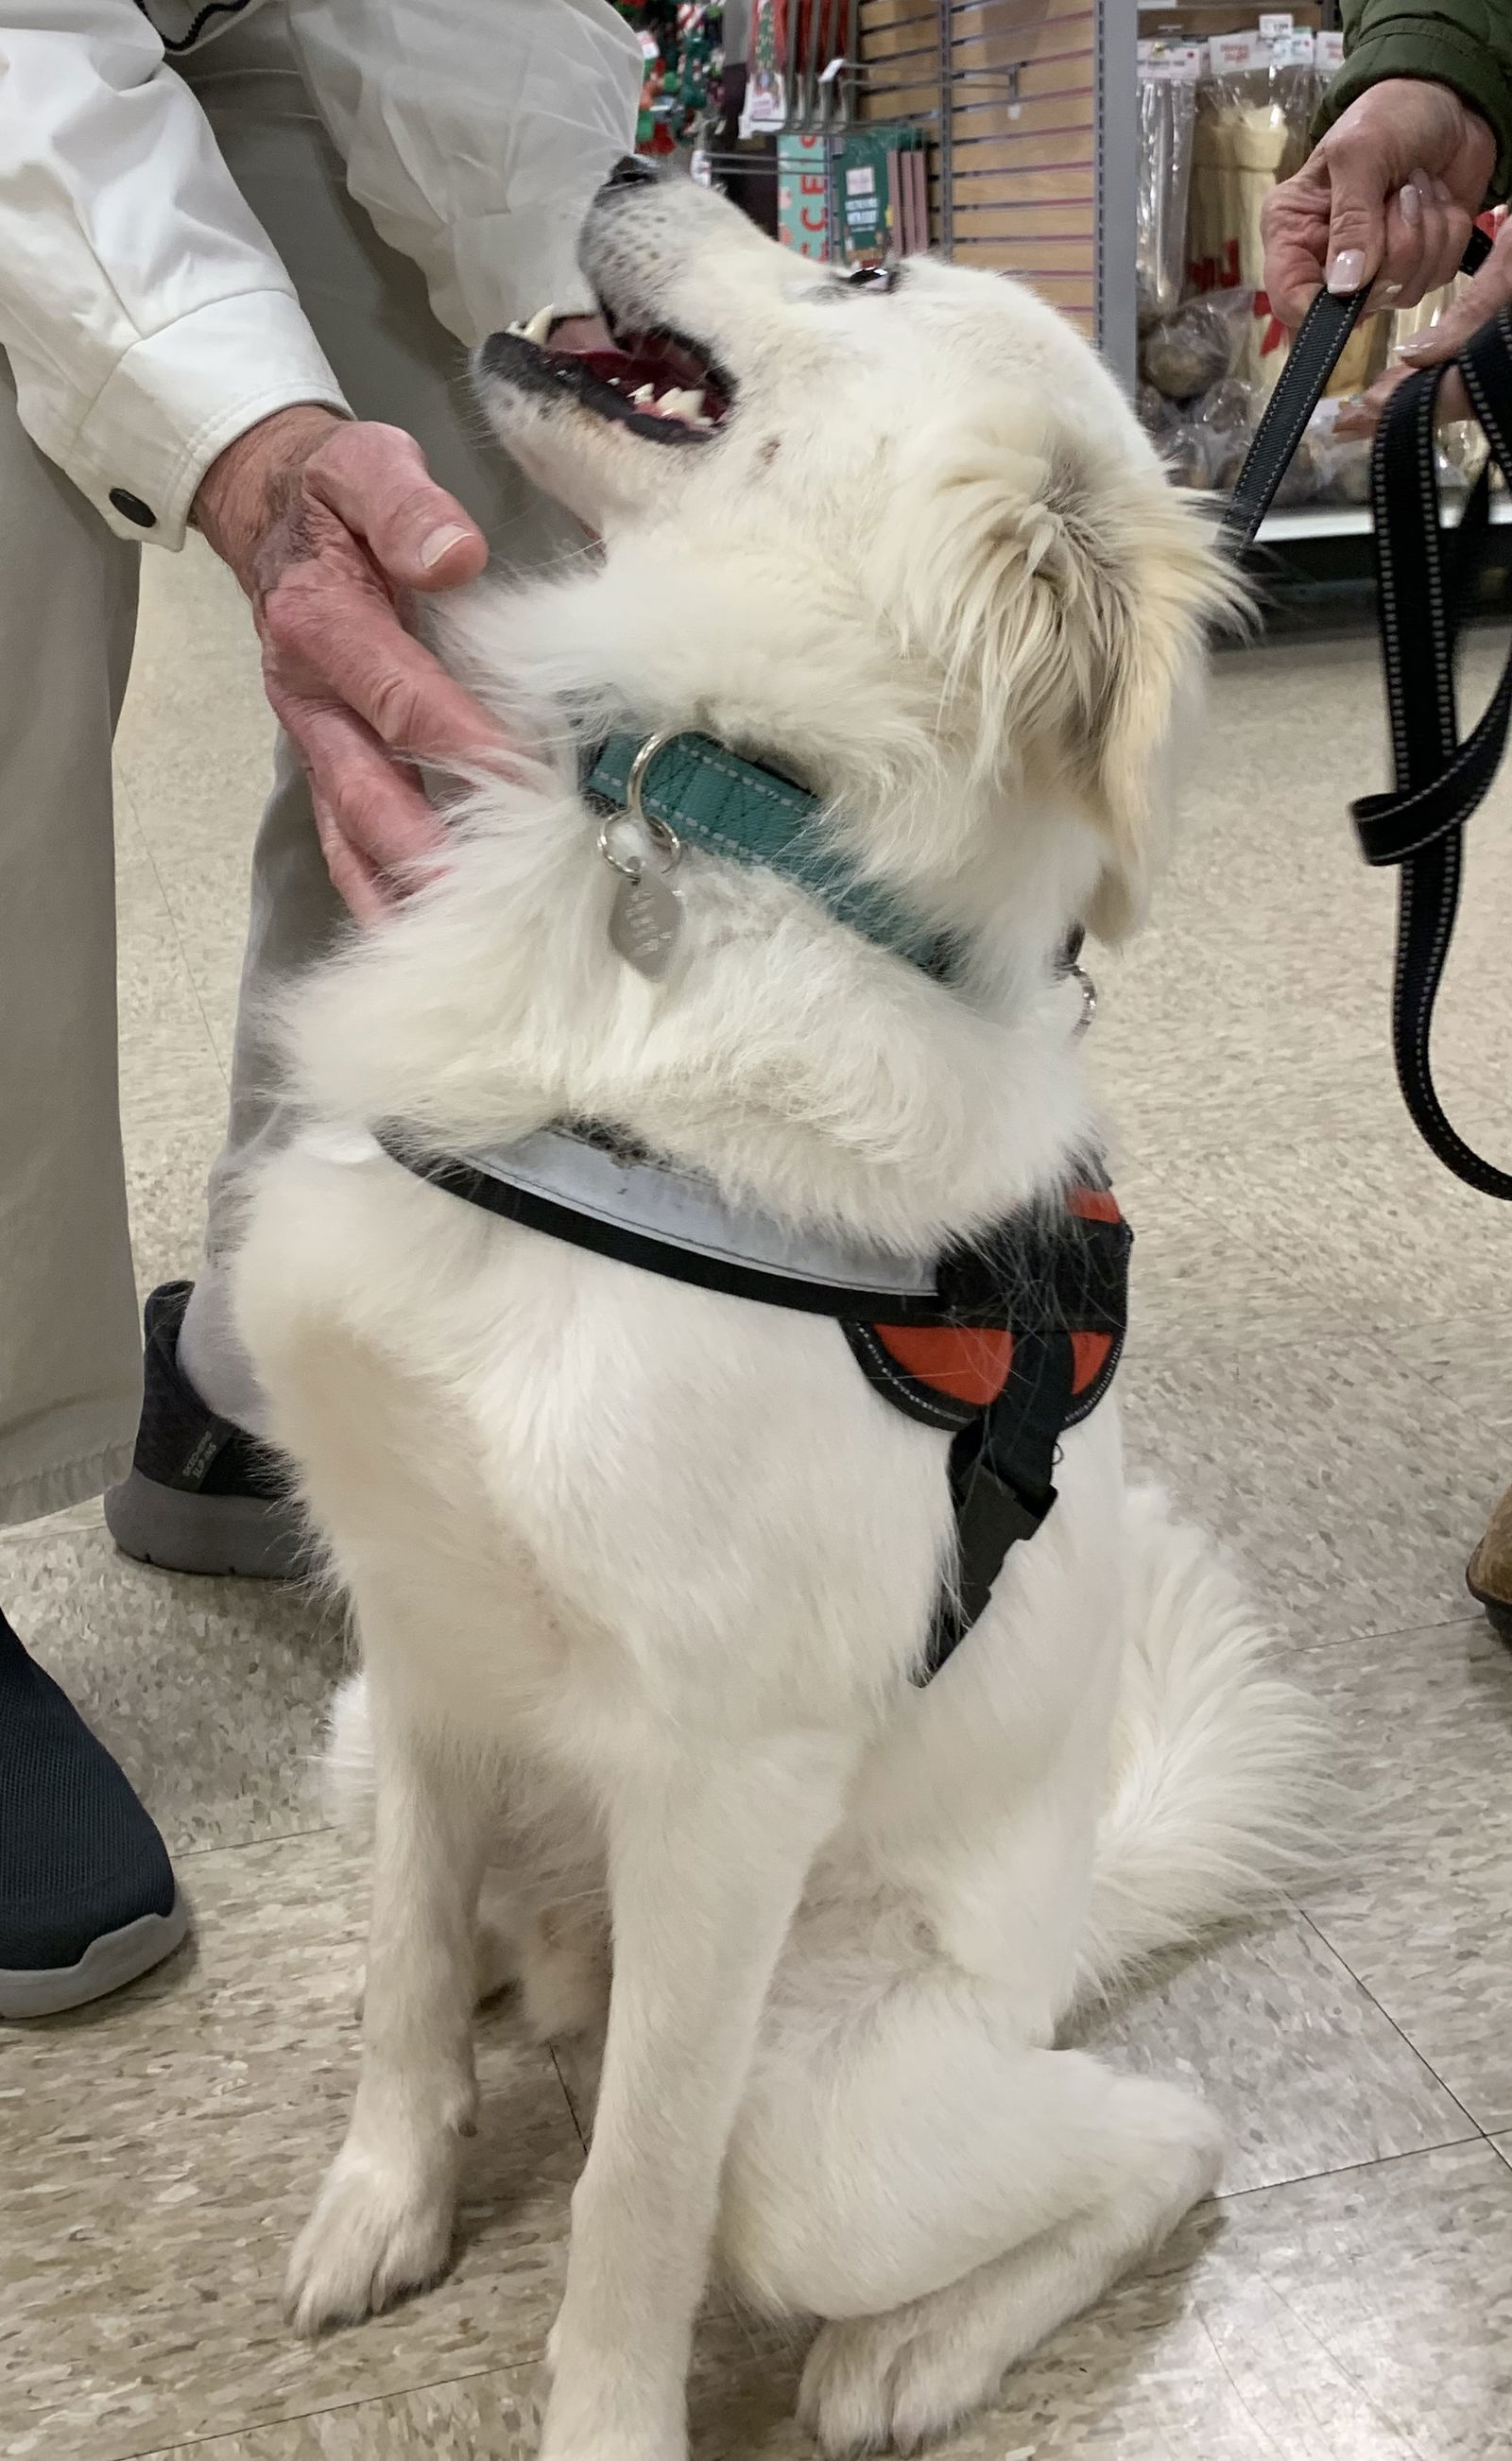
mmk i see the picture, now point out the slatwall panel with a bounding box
[858,0,1102,336]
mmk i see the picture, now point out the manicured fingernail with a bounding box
[1328,248,1366,293]
[420,523,470,567]
[1400,181,1422,226]
[1399,335,1432,358]
[1378,281,1404,301]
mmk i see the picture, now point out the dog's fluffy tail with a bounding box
[1077,1484,1327,2001]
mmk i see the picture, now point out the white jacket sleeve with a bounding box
[0,1,350,546]
[286,0,644,347]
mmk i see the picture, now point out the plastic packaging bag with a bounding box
[1140,287,1249,404]
[1186,28,1316,299]
[1186,30,1383,411]
[1137,41,1201,318]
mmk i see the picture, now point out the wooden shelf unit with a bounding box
[855,0,1135,378]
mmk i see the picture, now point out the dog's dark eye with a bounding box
[843,266,899,294]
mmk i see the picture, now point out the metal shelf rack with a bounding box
[850,0,1137,385]
[705,1,1139,388]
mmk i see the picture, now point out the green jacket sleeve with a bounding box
[1315,0,1512,199]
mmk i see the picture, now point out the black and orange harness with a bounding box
[378,1119,1129,1684]
[841,1179,1127,1673]
[378,723,1127,1682]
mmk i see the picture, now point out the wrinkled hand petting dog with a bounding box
[232,165,1317,2460]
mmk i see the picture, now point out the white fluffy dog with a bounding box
[234,168,1309,2459]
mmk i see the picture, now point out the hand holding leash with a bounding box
[1261,78,1493,329]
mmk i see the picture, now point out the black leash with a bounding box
[1222,231,1512,1199]
[1220,279,1372,554]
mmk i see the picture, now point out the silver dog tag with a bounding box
[609,863,684,981]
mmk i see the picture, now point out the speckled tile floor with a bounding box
[4,549,1512,2459]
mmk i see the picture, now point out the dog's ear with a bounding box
[883,420,1244,938]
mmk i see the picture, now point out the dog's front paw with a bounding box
[538,2329,685,2461]
[285,2143,457,2335]
[798,2308,988,2459]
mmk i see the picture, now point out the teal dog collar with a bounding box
[584,730,951,974]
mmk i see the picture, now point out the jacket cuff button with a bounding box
[109,488,157,528]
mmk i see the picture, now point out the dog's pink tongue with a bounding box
[555,340,725,423]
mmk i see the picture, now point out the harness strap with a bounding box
[377,1122,1128,1687]
[846,1199,1128,1682]
[926,1332,1070,1679]
[375,1127,944,1318]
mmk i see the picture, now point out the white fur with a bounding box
[234,179,1305,2459]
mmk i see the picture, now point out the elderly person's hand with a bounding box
[195,404,499,921]
[194,318,605,922]
[1261,77,1494,327]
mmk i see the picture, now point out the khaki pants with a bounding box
[0,9,569,1524]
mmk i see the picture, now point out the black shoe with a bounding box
[103,1282,305,1578]
[0,1608,188,2019]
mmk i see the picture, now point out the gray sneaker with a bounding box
[104,1282,306,1579]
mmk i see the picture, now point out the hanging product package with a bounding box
[741,0,787,132]
[778,128,831,258]
[1185,28,1381,404]
[1137,40,1201,319]
[606,0,726,154]
[1187,27,1311,303]
[829,123,927,267]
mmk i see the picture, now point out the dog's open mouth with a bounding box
[490,304,733,444]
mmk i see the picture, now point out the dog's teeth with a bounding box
[679,389,707,419]
[522,304,557,344]
[506,320,524,336]
[629,384,655,404]
[658,387,698,417]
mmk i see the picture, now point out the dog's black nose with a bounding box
[606,154,658,191]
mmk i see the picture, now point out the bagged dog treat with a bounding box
[1160,416,1225,491]
[1187,30,1315,298]
[1140,295,1237,402]
[1182,36,1388,410]
[1137,379,1181,447]
[1157,375,1265,495]
[1265,422,1321,505]
[1189,375,1259,492]
[1137,41,1201,318]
